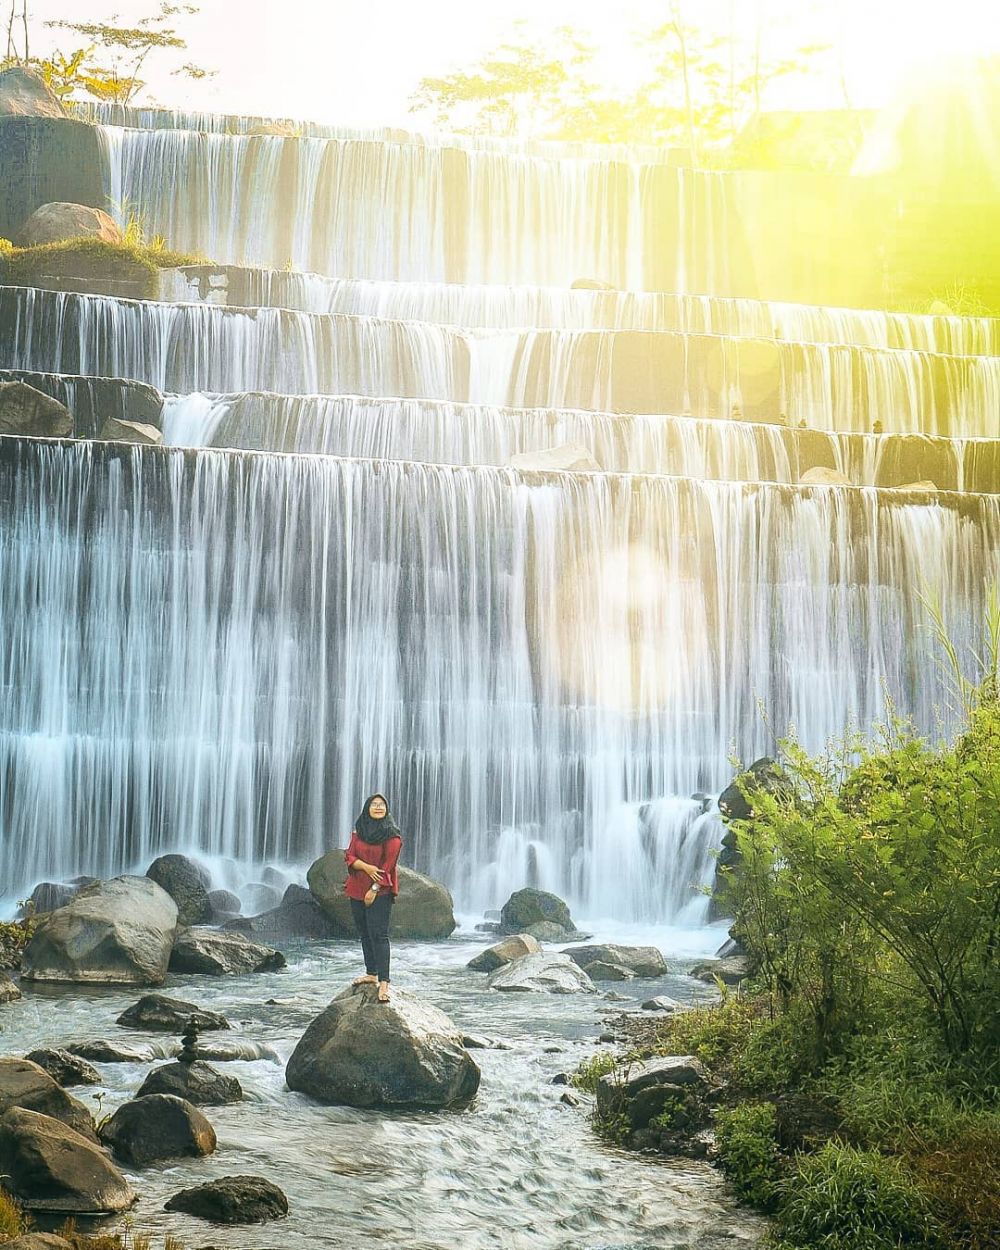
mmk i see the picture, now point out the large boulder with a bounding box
[582,960,635,981]
[286,983,480,1109]
[467,933,540,973]
[689,956,750,986]
[15,202,122,248]
[0,1059,95,1140]
[164,1174,288,1223]
[65,1039,162,1065]
[20,882,80,916]
[99,1094,216,1167]
[21,876,178,986]
[485,952,596,995]
[563,943,667,978]
[116,994,230,1032]
[145,854,211,926]
[507,443,601,473]
[24,1050,101,1088]
[0,66,68,119]
[0,972,21,1003]
[137,1060,242,1106]
[307,853,456,939]
[0,1108,135,1214]
[169,927,286,976]
[718,757,790,824]
[208,887,241,919]
[499,889,574,935]
[0,382,73,439]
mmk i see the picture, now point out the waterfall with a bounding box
[6,286,1000,434]
[184,269,1000,354]
[1,436,997,915]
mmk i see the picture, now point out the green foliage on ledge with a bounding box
[0,916,35,970]
[0,236,205,298]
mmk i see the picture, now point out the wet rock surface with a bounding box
[164,1173,288,1224]
[116,993,231,1032]
[286,983,480,1109]
[24,1048,101,1087]
[99,1093,217,1167]
[486,952,597,995]
[0,1058,96,1140]
[467,933,540,972]
[137,1059,243,1105]
[170,926,286,975]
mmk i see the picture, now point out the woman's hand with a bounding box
[354,860,384,883]
[363,885,379,907]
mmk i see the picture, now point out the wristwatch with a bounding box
[370,882,380,894]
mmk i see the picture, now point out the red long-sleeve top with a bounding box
[344,831,403,900]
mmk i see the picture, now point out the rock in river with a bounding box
[99,1094,216,1167]
[24,1048,101,1088]
[307,853,456,939]
[286,983,480,1109]
[164,1174,288,1224]
[0,971,21,1003]
[466,933,541,973]
[21,876,178,986]
[486,952,596,994]
[0,1107,135,1214]
[146,853,212,926]
[563,943,667,978]
[170,926,286,975]
[499,888,574,935]
[116,994,230,1032]
[137,1059,243,1106]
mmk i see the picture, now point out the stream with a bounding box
[1,920,765,1250]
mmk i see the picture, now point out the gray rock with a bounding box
[0,382,72,439]
[21,876,178,986]
[99,1093,216,1167]
[0,1059,95,1140]
[116,994,230,1033]
[0,971,21,1003]
[286,983,480,1109]
[485,952,596,995]
[0,65,69,118]
[689,957,750,986]
[499,888,574,935]
[523,920,576,941]
[137,1060,242,1106]
[718,757,790,823]
[208,888,241,917]
[20,882,78,916]
[0,1107,135,1214]
[243,882,281,914]
[641,996,685,1013]
[559,1090,582,1107]
[224,883,336,940]
[596,1054,710,1123]
[170,927,286,976]
[24,1049,101,1088]
[714,935,746,959]
[164,1174,288,1224]
[460,1034,510,1051]
[15,202,123,248]
[65,1039,161,1064]
[582,960,636,982]
[307,853,456,939]
[192,1039,278,1063]
[467,933,540,973]
[146,854,211,927]
[563,943,667,978]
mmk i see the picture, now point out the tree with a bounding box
[44,2,212,106]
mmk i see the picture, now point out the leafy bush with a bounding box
[570,1051,616,1093]
[777,1143,942,1250]
[714,1101,782,1210]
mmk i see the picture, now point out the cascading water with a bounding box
[6,285,1000,433]
[1,436,997,918]
[170,267,1000,353]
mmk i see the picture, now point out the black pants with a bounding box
[350,894,393,982]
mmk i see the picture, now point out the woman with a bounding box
[344,793,402,1003]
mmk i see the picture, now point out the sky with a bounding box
[23,0,1000,127]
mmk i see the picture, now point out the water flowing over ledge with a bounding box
[5,286,999,434]
[1,436,997,912]
[164,266,1000,355]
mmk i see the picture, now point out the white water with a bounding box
[1,438,996,914]
[6,286,1000,434]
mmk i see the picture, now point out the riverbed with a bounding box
[0,920,764,1250]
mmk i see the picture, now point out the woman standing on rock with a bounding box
[345,793,402,1003]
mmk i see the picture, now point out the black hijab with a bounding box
[354,793,402,846]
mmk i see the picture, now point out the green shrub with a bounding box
[570,1051,615,1093]
[777,1142,942,1250]
[714,1101,782,1211]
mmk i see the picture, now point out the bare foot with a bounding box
[377,982,390,1003]
[353,974,377,986]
